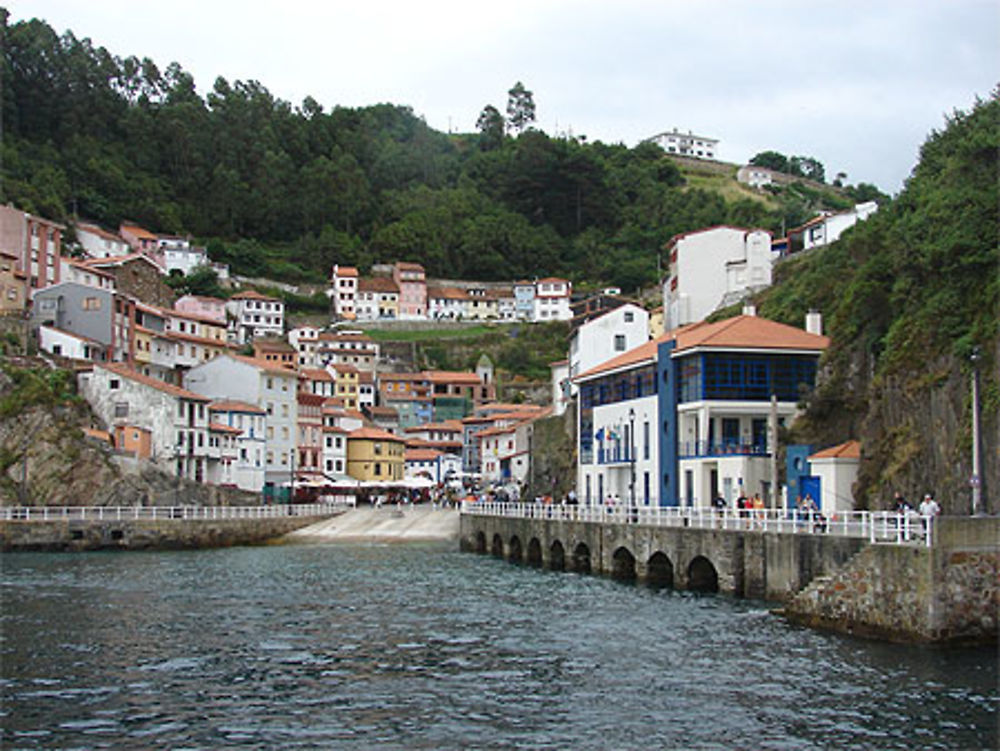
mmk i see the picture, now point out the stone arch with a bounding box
[646,551,674,589]
[611,546,637,582]
[474,531,487,554]
[491,533,504,557]
[687,555,719,593]
[549,540,566,572]
[571,542,592,574]
[527,538,543,568]
[508,535,523,564]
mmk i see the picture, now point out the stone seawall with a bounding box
[0,515,333,552]
[783,517,998,645]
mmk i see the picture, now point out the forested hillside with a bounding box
[3,12,860,289]
[757,93,999,513]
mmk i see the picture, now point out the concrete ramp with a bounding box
[286,506,460,543]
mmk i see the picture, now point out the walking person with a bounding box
[918,493,941,538]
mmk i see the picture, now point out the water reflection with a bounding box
[1,545,996,750]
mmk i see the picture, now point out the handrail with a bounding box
[0,501,353,523]
[460,502,936,547]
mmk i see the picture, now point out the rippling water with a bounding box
[1,544,996,750]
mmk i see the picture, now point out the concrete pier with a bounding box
[288,506,461,543]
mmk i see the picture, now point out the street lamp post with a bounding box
[629,408,636,521]
[970,348,982,516]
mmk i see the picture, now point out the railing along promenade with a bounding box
[0,501,352,523]
[462,501,936,547]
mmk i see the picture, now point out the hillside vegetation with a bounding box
[3,12,866,291]
[757,93,999,512]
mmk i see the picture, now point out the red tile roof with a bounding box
[230,289,280,302]
[809,440,861,460]
[349,427,404,442]
[209,400,266,414]
[99,362,209,401]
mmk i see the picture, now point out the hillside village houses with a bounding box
[2,200,864,506]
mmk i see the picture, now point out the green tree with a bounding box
[476,104,504,151]
[506,81,536,135]
[750,150,789,173]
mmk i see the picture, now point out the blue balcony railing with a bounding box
[597,447,634,465]
[678,441,768,459]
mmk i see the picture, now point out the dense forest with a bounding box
[757,92,999,511]
[2,12,877,289]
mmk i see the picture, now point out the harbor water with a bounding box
[1,543,996,749]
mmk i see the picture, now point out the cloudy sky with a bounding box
[9,1,997,193]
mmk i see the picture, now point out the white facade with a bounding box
[184,354,298,489]
[329,265,358,321]
[647,128,719,159]
[664,226,775,331]
[208,402,267,493]
[322,426,349,478]
[226,292,285,345]
[79,363,212,480]
[533,278,572,321]
[175,295,227,324]
[568,303,649,385]
[428,288,468,320]
[808,443,860,516]
[550,360,570,417]
[736,165,775,189]
[39,325,107,362]
[59,261,115,291]
[794,202,878,252]
[75,222,129,259]
[579,392,659,508]
[163,245,209,276]
[406,450,462,484]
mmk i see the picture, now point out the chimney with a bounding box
[742,303,757,317]
[806,310,823,336]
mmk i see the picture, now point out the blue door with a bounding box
[800,476,821,509]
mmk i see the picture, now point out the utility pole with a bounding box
[970,348,982,515]
[769,395,779,509]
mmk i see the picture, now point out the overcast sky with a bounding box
[9,0,998,193]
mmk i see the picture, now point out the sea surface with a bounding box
[1,543,996,750]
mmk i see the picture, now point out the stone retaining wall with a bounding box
[783,517,998,645]
[0,515,333,552]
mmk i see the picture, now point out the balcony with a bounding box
[596,446,635,466]
[678,441,768,459]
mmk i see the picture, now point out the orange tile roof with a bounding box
[209,400,266,414]
[350,427,404,442]
[333,266,359,277]
[358,277,400,293]
[809,440,861,460]
[300,368,334,382]
[428,286,468,300]
[99,362,209,401]
[231,354,297,376]
[406,448,443,461]
[209,422,243,434]
[575,336,665,381]
[230,289,280,302]
[425,371,482,385]
[673,315,830,352]
[120,224,158,240]
[395,261,425,272]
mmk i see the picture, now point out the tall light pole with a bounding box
[970,348,982,516]
[629,408,636,520]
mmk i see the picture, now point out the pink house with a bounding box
[392,262,427,320]
[175,295,228,324]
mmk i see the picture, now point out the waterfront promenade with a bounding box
[288,505,461,542]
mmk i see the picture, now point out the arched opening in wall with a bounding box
[474,531,487,553]
[611,547,637,582]
[687,556,719,593]
[527,538,543,568]
[549,540,566,572]
[646,551,674,589]
[571,542,592,574]
[508,536,523,564]
[491,533,504,557]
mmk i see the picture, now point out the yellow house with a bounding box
[346,427,405,482]
[332,364,360,409]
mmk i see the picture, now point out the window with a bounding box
[114,402,129,418]
[109,378,120,390]
[624,311,634,323]
[82,297,101,311]
[614,334,626,352]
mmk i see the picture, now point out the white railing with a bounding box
[0,501,352,523]
[461,502,936,547]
